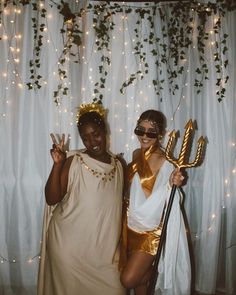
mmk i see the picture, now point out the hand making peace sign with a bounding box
[50,133,67,164]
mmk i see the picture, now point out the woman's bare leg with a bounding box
[120,251,155,291]
[134,265,154,295]
[134,284,147,295]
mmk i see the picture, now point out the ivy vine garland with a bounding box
[0,0,235,104]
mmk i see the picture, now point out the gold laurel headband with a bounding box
[76,103,106,124]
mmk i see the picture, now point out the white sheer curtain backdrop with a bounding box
[0,1,235,294]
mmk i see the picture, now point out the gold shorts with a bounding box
[127,225,162,256]
[118,199,163,270]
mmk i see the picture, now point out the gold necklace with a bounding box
[77,154,118,182]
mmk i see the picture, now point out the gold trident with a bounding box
[165,119,206,169]
[148,119,206,295]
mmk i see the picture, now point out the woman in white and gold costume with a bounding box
[119,110,191,295]
[37,103,126,295]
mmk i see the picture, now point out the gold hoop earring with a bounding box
[158,135,163,141]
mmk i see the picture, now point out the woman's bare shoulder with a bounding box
[149,148,166,171]
[132,148,141,160]
[152,148,166,159]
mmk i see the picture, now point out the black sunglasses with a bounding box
[134,128,158,139]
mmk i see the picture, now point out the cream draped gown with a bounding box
[37,151,125,295]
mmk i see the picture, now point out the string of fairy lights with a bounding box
[0,253,41,265]
[0,6,22,120]
[0,0,235,270]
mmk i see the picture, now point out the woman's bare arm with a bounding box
[45,134,72,205]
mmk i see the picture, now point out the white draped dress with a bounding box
[128,160,191,295]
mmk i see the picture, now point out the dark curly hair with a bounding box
[77,111,106,133]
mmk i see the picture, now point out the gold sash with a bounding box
[127,145,157,196]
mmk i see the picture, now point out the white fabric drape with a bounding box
[0,1,235,294]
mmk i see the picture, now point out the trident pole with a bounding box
[147,120,206,295]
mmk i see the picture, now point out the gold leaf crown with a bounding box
[76,103,106,124]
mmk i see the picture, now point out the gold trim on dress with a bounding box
[77,153,118,182]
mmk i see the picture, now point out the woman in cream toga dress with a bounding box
[38,105,125,295]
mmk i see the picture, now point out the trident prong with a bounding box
[165,130,178,167]
[165,119,205,169]
[183,136,206,168]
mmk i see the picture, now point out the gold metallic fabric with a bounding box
[119,200,163,271]
[127,224,162,256]
[128,145,158,196]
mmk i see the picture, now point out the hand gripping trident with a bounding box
[148,119,206,295]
